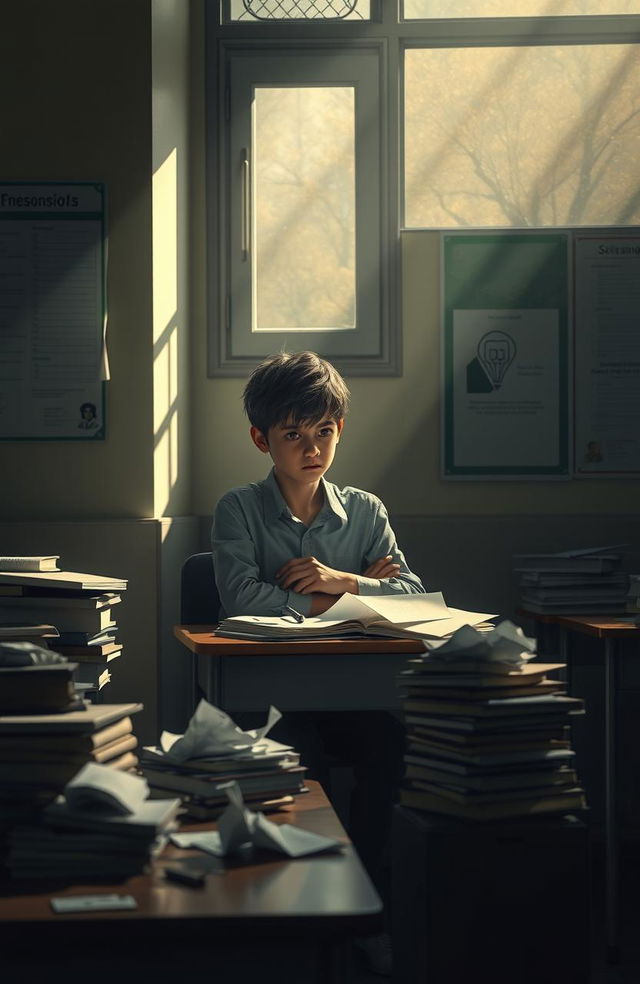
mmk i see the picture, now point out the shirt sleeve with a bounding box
[355,495,426,597]
[211,493,313,618]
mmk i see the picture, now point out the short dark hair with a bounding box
[243,351,350,435]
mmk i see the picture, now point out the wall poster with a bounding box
[442,232,570,479]
[574,233,640,476]
[0,182,107,440]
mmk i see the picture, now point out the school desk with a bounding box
[174,625,425,712]
[520,610,639,963]
[0,781,381,984]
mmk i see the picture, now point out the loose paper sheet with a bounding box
[170,782,343,858]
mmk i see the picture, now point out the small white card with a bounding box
[50,894,137,913]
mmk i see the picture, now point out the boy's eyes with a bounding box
[282,426,335,441]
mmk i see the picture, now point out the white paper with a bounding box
[160,701,282,763]
[383,607,496,640]
[450,309,563,472]
[317,591,450,625]
[170,783,343,859]
[423,619,536,665]
[220,592,451,636]
[64,762,149,815]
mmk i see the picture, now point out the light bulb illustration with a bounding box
[476,330,516,390]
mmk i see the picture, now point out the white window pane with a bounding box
[229,0,370,20]
[405,45,640,228]
[253,87,356,331]
[404,0,640,16]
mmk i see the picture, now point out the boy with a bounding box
[211,351,426,974]
[212,350,424,618]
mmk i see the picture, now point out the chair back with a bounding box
[180,552,221,624]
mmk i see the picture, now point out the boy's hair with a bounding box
[243,351,350,435]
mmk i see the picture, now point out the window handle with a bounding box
[241,147,250,261]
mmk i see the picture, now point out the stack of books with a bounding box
[626,575,640,615]
[7,761,180,880]
[397,622,587,821]
[514,544,629,615]
[0,645,79,715]
[0,556,127,701]
[140,737,307,820]
[0,702,142,872]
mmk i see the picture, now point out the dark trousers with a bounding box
[268,709,406,911]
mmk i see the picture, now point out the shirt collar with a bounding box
[261,468,348,527]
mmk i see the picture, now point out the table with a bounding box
[0,781,381,984]
[174,625,425,712]
[520,610,639,962]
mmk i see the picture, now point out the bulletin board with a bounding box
[0,182,107,440]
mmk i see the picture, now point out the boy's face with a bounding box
[250,416,344,488]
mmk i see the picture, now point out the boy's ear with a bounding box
[250,426,270,453]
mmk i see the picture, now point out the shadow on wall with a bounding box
[391,514,640,622]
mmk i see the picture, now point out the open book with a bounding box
[215,592,495,642]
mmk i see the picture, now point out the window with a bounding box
[218,44,390,373]
[404,42,640,228]
[207,2,640,375]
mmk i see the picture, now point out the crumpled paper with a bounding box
[159,700,282,763]
[170,782,344,859]
[423,619,536,667]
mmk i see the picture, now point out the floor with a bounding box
[591,843,640,984]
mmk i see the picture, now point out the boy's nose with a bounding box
[303,440,320,456]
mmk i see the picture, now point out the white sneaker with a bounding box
[354,931,393,977]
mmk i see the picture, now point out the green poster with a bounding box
[442,231,569,479]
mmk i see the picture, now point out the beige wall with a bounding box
[0,0,155,522]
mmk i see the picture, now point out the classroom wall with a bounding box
[0,0,155,521]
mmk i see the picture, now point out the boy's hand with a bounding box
[276,556,358,595]
[363,555,401,580]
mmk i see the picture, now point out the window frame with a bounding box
[205,2,640,377]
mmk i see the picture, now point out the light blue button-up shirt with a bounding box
[211,468,426,618]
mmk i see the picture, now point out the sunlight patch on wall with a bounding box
[153,146,179,516]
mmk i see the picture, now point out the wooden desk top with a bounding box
[519,609,639,640]
[175,624,426,657]
[553,614,639,639]
[0,782,381,938]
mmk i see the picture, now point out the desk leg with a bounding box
[559,627,570,691]
[604,637,619,963]
[205,654,222,706]
[191,653,199,712]
[314,939,347,984]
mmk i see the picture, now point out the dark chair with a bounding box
[180,552,221,710]
[180,551,221,624]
